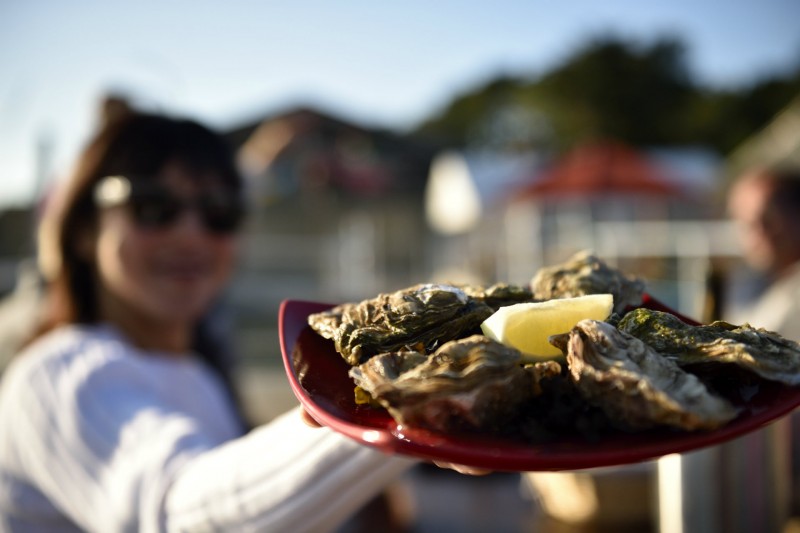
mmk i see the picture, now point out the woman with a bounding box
[0,111,416,532]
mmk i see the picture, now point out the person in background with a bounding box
[726,164,800,522]
[725,164,800,341]
[0,107,425,532]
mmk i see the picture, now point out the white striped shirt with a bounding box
[0,324,413,532]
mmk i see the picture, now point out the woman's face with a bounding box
[728,174,779,273]
[90,161,240,330]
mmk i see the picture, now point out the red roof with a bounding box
[517,141,681,199]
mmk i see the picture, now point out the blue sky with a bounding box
[1,0,799,208]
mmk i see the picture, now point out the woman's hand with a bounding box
[432,461,492,476]
[300,408,322,428]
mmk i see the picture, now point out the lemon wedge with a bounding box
[480,294,614,360]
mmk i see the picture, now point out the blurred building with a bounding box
[222,109,738,369]
[724,94,800,183]
[425,140,734,317]
[222,106,438,367]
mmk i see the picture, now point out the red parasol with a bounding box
[517,141,682,198]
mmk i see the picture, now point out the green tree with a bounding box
[412,34,800,155]
[688,74,800,154]
[531,35,694,147]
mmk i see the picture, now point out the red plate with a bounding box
[279,297,800,471]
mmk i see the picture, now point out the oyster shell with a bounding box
[552,319,740,430]
[459,282,537,311]
[307,283,493,366]
[349,335,557,432]
[618,308,800,386]
[531,250,645,313]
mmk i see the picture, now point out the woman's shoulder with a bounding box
[23,322,125,357]
[3,324,131,390]
[0,325,139,441]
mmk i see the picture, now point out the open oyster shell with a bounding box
[308,283,494,366]
[531,250,645,313]
[618,308,800,386]
[349,335,559,433]
[552,319,740,431]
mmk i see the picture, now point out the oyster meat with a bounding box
[531,250,645,313]
[349,334,559,433]
[551,319,740,431]
[618,308,800,386]
[308,283,493,366]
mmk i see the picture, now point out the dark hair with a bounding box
[36,110,247,426]
[765,166,800,217]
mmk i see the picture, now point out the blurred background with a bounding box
[2,1,800,531]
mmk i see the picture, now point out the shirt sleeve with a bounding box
[1,337,415,533]
[161,407,415,533]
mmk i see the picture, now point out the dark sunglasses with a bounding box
[93,175,245,234]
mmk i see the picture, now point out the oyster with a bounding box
[551,319,740,431]
[531,250,645,313]
[511,368,621,443]
[308,283,493,366]
[618,308,800,386]
[459,282,537,311]
[349,335,559,432]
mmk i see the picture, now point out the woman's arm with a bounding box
[0,334,414,532]
[162,407,415,532]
